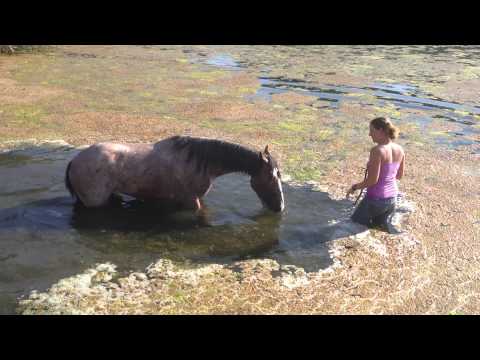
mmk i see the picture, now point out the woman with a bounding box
[347,117,405,233]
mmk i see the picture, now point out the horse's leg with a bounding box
[81,190,114,208]
[72,170,116,208]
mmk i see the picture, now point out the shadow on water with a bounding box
[0,144,365,314]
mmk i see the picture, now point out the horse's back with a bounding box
[67,138,209,207]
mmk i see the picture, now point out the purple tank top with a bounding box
[366,162,400,199]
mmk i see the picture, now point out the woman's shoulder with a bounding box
[370,144,382,153]
[392,142,405,154]
[370,144,391,154]
[391,142,405,162]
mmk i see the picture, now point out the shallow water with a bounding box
[0,143,364,314]
[196,50,480,151]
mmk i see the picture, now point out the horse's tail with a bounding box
[65,161,77,200]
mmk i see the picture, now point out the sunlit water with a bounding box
[0,144,364,314]
[201,52,480,151]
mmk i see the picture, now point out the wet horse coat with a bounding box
[66,136,285,212]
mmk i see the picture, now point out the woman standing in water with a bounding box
[347,117,405,233]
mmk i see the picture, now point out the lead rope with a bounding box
[353,167,368,206]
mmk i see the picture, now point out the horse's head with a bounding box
[250,145,285,213]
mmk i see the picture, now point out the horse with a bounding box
[65,135,285,212]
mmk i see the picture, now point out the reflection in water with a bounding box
[0,144,365,313]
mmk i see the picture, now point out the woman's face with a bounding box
[369,124,384,143]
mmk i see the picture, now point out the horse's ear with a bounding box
[259,151,268,163]
[264,145,270,156]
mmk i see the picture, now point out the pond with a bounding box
[0,142,365,314]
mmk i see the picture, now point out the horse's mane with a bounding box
[169,136,262,176]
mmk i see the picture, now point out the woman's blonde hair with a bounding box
[370,117,399,140]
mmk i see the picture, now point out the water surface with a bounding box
[0,143,363,313]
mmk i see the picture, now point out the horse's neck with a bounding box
[169,136,261,179]
[207,151,261,179]
[208,167,250,179]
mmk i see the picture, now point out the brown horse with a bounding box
[65,136,285,212]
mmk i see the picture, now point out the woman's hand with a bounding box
[346,184,358,198]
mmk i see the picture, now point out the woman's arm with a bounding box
[346,147,382,197]
[353,147,381,190]
[396,153,405,180]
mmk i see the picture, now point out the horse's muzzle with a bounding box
[262,200,284,213]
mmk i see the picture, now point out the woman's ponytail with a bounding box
[370,117,399,140]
